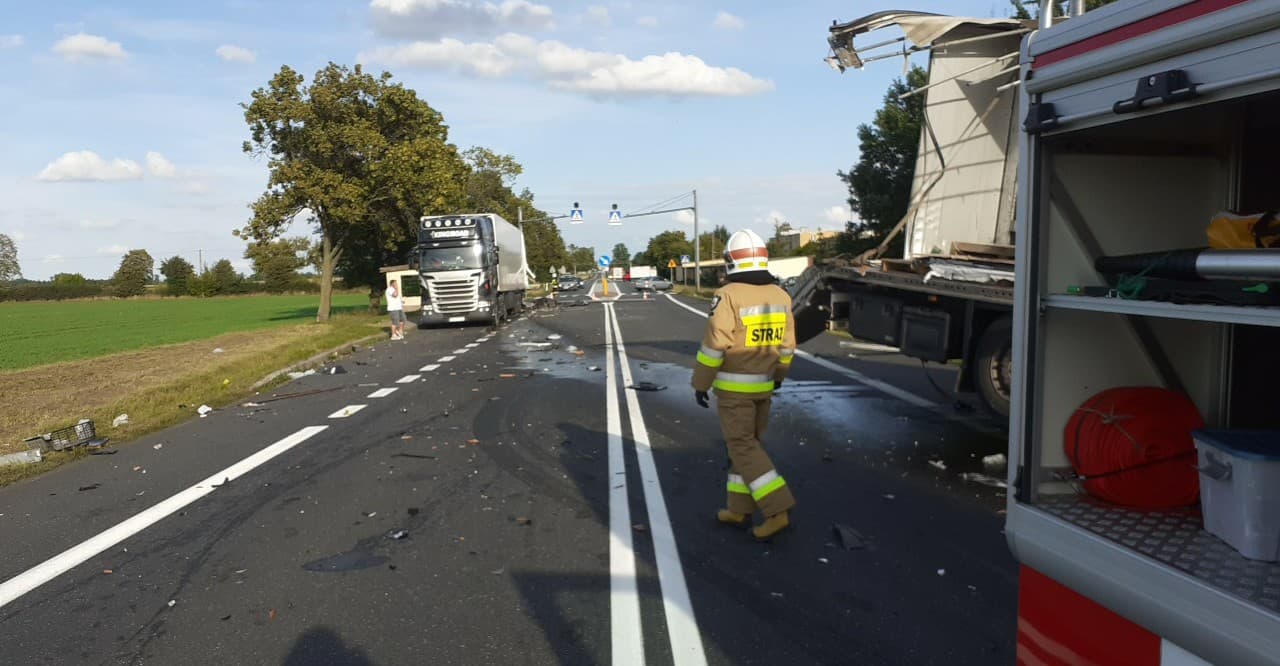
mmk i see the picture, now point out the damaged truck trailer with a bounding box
[794,11,1033,418]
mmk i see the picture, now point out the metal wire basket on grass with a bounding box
[23,419,106,452]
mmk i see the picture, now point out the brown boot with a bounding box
[752,511,790,541]
[716,509,750,528]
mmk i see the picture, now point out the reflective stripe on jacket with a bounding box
[691,281,797,396]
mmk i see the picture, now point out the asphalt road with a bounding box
[0,283,1016,665]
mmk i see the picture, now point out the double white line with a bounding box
[604,302,707,666]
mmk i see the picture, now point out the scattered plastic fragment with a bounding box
[882,494,895,500]
[103,569,113,575]
[491,567,505,575]
[386,529,409,540]
[153,443,163,450]
[327,366,347,375]
[770,592,784,598]
[627,382,667,392]
[832,524,869,551]
[220,614,231,621]
[499,373,516,379]
[112,414,129,428]
[818,558,829,564]
[959,472,1008,488]
[937,569,946,576]
[78,483,100,492]
[982,453,1007,468]
[516,517,532,526]
[467,439,480,445]
[287,369,317,379]
[547,334,562,340]
[928,460,946,471]
[168,600,177,608]
[632,524,647,532]
[212,347,225,354]
[587,366,601,372]
[197,405,213,418]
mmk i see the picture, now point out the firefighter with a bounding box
[692,228,797,541]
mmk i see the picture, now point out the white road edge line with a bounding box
[465,343,480,348]
[604,303,645,665]
[396,374,421,384]
[0,425,329,610]
[608,302,708,666]
[663,294,934,407]
[328,404,367,419]
[420,364,441,372]
[437,356,456,363]
[368,387,398,398]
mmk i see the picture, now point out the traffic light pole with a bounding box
[611,189,700,292]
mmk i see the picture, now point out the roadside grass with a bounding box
[673,285,717,300]
[0,313,384,487]
[0,293,370,371]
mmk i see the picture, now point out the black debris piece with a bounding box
[327,366,347,375]
[78,483,101,492]
[391,453,437,460]
[832,523,869,551]
[627,382,667,391]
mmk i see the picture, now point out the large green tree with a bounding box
[566,245,595,273]
[838,65,928,258]
[210,259,243,295]
[112,249,154,297]
[0,233,19,282]
[696,225,730,263]
[241,63,465,322]
[51,273,87,287]
[458,146,566,282]
[245,237,309,293]
[643,231,694,279]
[611,244,630,268]
[159,256,195,296]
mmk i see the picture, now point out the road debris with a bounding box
[212,477,231,488]
[770,592,784,598]
[587,366,601,372]
[882,494,895,500]
[391,453,436,460]
[832,523,869,550]
[928,459,947,471]
[491,567,505,575]
[242,386,342,407]
[168,600,177,608]
[326,365,347,375]
[499,373,516,379]
[386,529,409,540]
[197,405,213,418]
[818,558,829,564]
[153,443,163,450]
[0,450,43,467]
[78,483,100,492]
[287,369,317,379]
[959,472,1008,489]
[516,517,532,526]
[212,347,225,354]
[627,382,667,391]
[103,569,113,575]
[937,569,946,576]
[632,524,647,532]
[220,614,231,621]
[467,439,480,445]
[982,453,1007,469]
[112,414,129,428]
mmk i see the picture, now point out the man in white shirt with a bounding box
[386,279,405,340]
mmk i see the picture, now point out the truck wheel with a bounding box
[973,317,1013,419]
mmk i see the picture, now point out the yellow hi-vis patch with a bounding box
[742,312,786,347]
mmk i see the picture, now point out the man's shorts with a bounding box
[389,310,404,325]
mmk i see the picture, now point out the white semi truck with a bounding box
[414,213,529,327]
[795,11,1033,417]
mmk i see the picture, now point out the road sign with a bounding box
[570,208,584,224]
[680,255,691,264]
[667,259,677,268]
[598,255,611,268]
[608,209,623,225]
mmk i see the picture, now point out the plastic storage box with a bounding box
[1193,430,1280,561]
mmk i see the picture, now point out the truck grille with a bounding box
[427,276,479,314]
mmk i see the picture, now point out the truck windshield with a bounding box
[420,245,483,271]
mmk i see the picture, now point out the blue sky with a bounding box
[0,0,1018,279]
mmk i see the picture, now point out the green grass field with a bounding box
[0,294,372,371]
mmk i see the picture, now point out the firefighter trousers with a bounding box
[717,393,796,518]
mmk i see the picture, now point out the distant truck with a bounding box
[794,10,1032,417]
[628,265,655,280]
[414,213,529,327]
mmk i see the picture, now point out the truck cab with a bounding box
[415,214,528,326]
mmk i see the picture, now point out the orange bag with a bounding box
[1207,211,1280,249]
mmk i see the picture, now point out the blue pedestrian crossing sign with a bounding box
[570,208,584,224]
[680,254,691,264]
[598,255,611,268]
[608,209,623,225]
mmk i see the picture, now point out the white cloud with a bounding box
[43,254,65,263]
[0,35,23,49]
[361,33,773,98]
[80,219,121,229]
[36,151,144,182]
[359,38,514,77]
[145,151,178,178]
[636,16,658,28]
[215,44,256,63]
[97,244,129,256]
[53,33,128,62]
[822,205,848,225]
[8,230,26,241]
[712,11,744,31]
[179,181,211,195]
[586,6,610,26]
[369,0,555,38]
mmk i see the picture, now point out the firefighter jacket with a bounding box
[692,282,797,396]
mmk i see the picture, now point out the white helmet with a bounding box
[723,229,769,275]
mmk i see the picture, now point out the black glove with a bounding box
[695,390,710,408]
[774,379,783,391]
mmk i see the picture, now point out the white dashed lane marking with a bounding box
[396,375,421,384]
[420,364,441,372]
[453,348,469,355]
[367,388,397,398]
[328,405,367,419]
[437,356,456,363]
[465,343,480,349]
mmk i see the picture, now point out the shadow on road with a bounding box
[283,626,376,666]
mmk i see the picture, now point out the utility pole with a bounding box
[693,189,700,294]
[198,249,204,274]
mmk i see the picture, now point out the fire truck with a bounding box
[1007,1,1280,664]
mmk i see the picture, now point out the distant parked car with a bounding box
[556,275,583,291]
[636,277,672,292]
